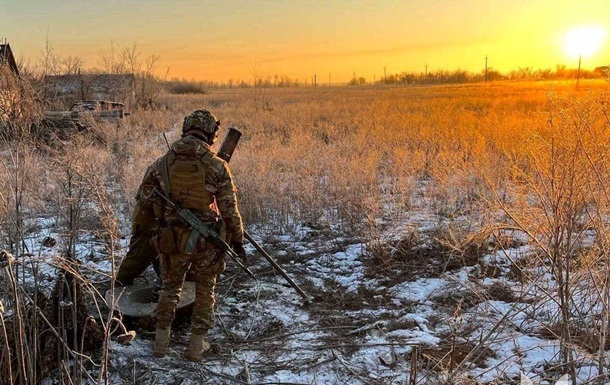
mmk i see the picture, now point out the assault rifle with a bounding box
[150,187,254,277]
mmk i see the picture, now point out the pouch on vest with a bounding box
[155,226,176,255]
[195,220,227,254]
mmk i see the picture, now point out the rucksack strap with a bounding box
[159,154,172,196]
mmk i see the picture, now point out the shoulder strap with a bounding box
[158,152,173,196]
[199,150,214,166]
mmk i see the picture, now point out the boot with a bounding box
[153,328,171,358]
[187,333,211,362]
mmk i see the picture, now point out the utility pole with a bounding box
[424,63,429,83]
[383,66,386,84]
[79,67,85,100]
[485,55,488,83]
[576,55,582,88]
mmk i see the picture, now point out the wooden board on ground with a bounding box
[105,281,196,318]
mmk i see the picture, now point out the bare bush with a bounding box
[0,64,42,141]
[3,81,610,383]
[491,93,610,384]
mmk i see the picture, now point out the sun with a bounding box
[565,25,607,59]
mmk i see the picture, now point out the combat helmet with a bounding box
[182,109,220,137]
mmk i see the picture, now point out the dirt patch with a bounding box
[252,319,287,340]
[307,279,367,312]
[1,259,106,383]
[485,281,518,303]
[364,233,453,282]
[420,339,496,372]
[539,322,610,354]
[434,289,482,310]
[364,232,483,283]
[364,227,529,286]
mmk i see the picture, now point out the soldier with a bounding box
[136,109,246,361]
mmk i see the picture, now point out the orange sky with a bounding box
[2,0,610,83]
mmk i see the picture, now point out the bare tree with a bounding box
[97,40,127,74]
[0,63,41,140]
[62,56,84,75]
[97,41,166,109]
[121,42,141,75]
[39,34,62,77]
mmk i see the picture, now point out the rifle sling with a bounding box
[159,155,172,196]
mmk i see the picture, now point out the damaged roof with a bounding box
[44,73,135,106]
[0,42,19,77]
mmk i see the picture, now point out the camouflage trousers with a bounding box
[115,204,158,285]
[155,239,226,334]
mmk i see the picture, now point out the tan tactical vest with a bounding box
[158,148,216,218]
[154,144,220,254]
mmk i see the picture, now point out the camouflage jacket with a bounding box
[135,134,244,245]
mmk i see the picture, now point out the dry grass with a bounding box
[3,80,610,383]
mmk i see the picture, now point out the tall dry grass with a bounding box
[1,79,610,383]
[488,92,610,384]
[181,83,555,234]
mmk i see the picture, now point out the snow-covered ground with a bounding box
[5,187,605,385]
[97,219,595,385]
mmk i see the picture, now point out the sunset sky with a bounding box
[2,0,610,83]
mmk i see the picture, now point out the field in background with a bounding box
[3,80,610,383]
[180,81,608,232]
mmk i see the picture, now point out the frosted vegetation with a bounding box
[2,75,610,384]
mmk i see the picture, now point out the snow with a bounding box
[5,183,610,384]
[389,277,447,303]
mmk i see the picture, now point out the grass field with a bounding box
[3,80,610,383]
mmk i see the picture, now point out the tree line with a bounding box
[8,36,610,94]
[353,65,609,86]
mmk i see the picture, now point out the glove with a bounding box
[230,241,247,265]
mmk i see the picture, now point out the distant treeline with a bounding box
[161,65,610,93]
[162,74,306,93]
[355,65,610,85]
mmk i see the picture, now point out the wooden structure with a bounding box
[44,73,135,109]
[0,42,19,77]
